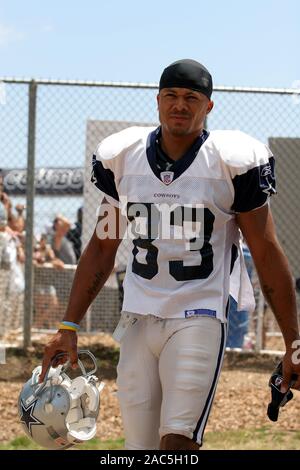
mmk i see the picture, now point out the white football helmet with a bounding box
[18,350,104,450]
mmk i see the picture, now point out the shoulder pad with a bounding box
[210,130,272,170]
[96,126,156,162]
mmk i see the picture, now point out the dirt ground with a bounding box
[0,332,298,445]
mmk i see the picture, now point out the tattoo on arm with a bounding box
[263,284,275,297]
[87,271,105,298]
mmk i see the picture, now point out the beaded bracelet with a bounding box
[58,320,80,332]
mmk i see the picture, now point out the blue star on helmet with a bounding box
[20,400,44,436]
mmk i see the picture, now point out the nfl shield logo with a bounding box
[160,171,174,185]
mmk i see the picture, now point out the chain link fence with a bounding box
[0,78,299,352]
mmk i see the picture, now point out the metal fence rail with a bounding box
[0,77,299,351]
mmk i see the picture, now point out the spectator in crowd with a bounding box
[66,206,82,262]
[0,203,25,335]
[0,203,9,268]
[0,202,24,272]
[33,233,64,329]
[0,171,13,228]
[0,170,26,235]
[9,203,26,233]
[34,233,64,269]
[50,215,77,265]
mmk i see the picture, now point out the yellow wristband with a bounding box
[58,323,78,332]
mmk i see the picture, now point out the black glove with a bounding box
[267,361,296,422]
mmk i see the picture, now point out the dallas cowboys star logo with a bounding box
[20,399,44,435]
[262,183,276,196]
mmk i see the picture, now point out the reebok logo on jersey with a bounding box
[185,308,216,318]
[261,164,272,177]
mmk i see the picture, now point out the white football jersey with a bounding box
[92,126,275,321]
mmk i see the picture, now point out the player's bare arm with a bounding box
[237,203,300,390]
[40,201,123,382]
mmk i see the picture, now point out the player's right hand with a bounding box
[39,330,78,383]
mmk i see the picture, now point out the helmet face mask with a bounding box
[18,350,104,450]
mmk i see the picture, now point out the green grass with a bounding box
[1,428,300,450]
[80,437,125,450]
[0,435,40,450]
[0,436,125,451]
[202,427,300,450]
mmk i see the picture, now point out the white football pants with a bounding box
[116,313,226,450]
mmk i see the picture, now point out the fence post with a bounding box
[23,80,37,350]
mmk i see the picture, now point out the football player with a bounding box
[40,59,300,450]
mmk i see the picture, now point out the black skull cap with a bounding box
[159,59,213,99]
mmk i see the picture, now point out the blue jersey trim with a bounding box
[231,157,276,212]
[184,308,216,318]
[146,127,210,184]
[91,154,119,202]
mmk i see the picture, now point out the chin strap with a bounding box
[267,361,296,422]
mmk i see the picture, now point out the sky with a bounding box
[1,0,300,88]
